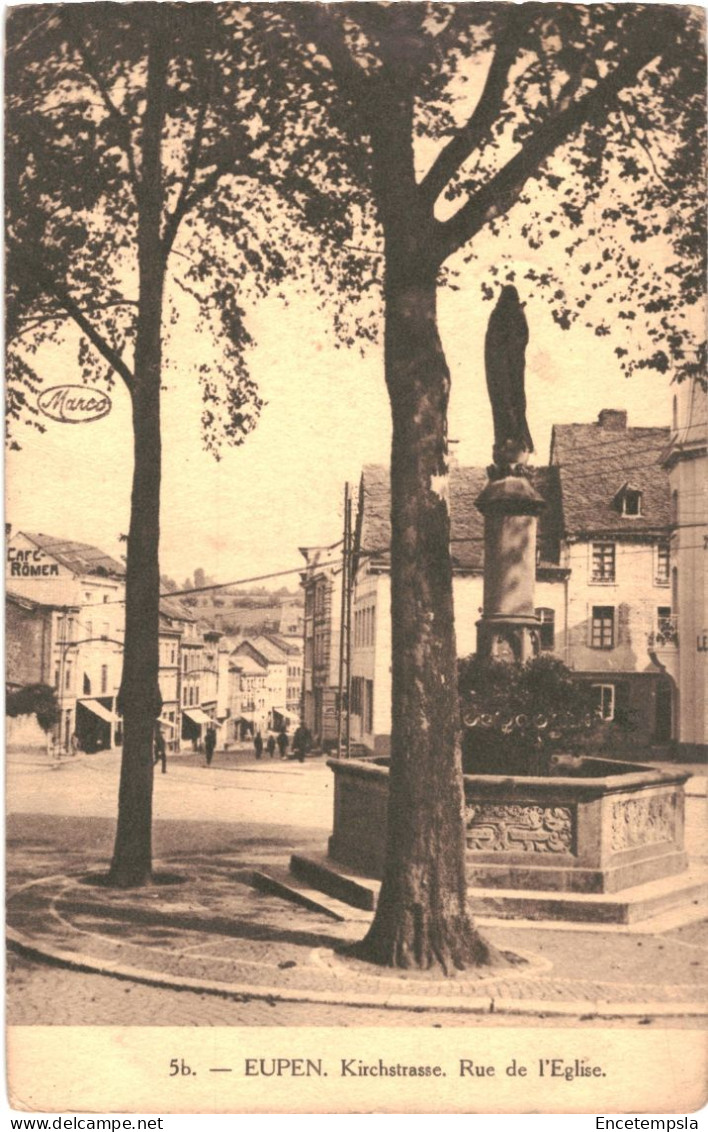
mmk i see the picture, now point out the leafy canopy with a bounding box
[279,3,705,380]
[5,3,368,451]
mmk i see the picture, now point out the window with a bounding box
[592,543,615,583]
[656,543,670,585]
[622,489,642,517]
[535,608,555,650]
[365,680,374,734]
[101,665,108,694]
[83,673,91,695]
[656,606,678,646]
[592,683,615,721]
[351,677,362,716]
[591,606,615,649]
[65,663,72,690]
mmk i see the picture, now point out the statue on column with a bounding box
[484,285,534,475]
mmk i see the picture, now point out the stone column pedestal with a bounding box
[475,472,545,662]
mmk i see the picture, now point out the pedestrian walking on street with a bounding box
[153,726,167,775]
[292,723,311,764]
[277,730,289,760]
[254,732,263,760]
[204,726,217,768]
[266,734,276,758]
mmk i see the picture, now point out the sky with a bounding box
[6,18,695,591]
[6,264,676,589]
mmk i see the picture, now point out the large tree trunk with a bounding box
[108,17,168,887]
[357,263,497,972]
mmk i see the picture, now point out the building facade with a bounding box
[300,548,343,750]
[347,464,568,756]
[551,409,674,747]
[652,381,708,756]
[332,409,676,757]
[6,531,126,752]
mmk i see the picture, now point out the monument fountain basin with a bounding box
[326,755,690,895]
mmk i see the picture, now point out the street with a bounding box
[6,745,708,1028]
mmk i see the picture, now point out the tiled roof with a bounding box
[247,635,289,663]
[264,633,301,655]
[230,653,267,676]
[24,532,125,578]
[358,463,563,570]
[159,597,196,623]
[551,418,671,535]
[6,588,76,612]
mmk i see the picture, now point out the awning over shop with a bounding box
[182,707,213,726]
[158,716,177,730]
[272,707,297,722]
[78,699,115,724]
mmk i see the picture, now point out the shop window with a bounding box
[591,606,615,649]
[591,542,615,583]
[592,683,615,721]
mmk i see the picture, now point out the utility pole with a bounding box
[336,483,349,757]
[344,490,353,760]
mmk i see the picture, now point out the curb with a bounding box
[8,927,707,1020]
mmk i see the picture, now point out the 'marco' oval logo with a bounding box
[38,385,111,424]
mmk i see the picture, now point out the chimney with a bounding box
[598,409,628,430]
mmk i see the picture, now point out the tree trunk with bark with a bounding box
[357,264,496,971]
[108,18,168,887]
[355,92,500,969]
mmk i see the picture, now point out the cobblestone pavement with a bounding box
[8,812,708,1022]
[7,751,708,1025]
[9,951,705,1028]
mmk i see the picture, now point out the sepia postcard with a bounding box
[5,0,708,1117]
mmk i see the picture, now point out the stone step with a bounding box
[290,853,380,911]
[469,869,708,925]
[291,854,708,927]
[250,866,372,922]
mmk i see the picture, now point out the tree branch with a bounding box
[418,6,527,210]
[62,10,140,193]
[433,31,672,264]
[162,96,209,258]
[10,300,138,342]
[10,243,135,390]
[288,4,377,132]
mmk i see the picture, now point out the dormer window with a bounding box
[622,489,642,517]
[613,482,643,518]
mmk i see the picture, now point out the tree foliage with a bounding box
[278,3,705,377]
[459,654,602,775]
[5,3,351,451]
[6,683,59,733]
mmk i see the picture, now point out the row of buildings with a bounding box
[301,394,707,760]
[6,534,303,752]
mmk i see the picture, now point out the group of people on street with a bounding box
[253,724,312,763]
[152,720,313,772]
